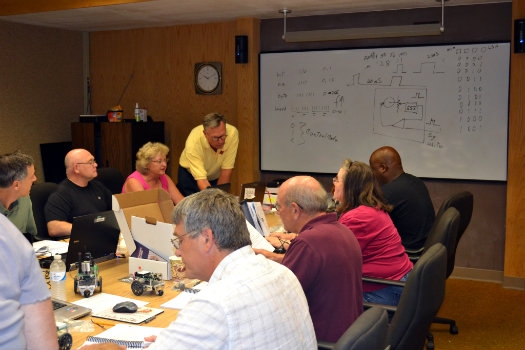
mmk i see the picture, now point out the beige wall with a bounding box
[0,20,83,181]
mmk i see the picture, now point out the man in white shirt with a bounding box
[82,188,316,350]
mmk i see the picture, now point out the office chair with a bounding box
[96,167,125,195]
[30,182,68,241]
[364,243,447,350]
[430,191,473,335]
[317,306,390,350]
[363,208,459,350]
[433,191,474,276]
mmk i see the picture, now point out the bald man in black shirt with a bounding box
[369,146,435,257]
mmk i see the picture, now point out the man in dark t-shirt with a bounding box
[370,146,435,255]
[45,149,112,237]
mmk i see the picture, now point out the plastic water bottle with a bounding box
[134,102,140,122]
[49,255,67,300]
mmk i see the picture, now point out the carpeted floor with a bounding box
[430,278,525,350]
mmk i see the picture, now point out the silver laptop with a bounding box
[52,298,91,322]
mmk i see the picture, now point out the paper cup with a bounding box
[169,256,186,281]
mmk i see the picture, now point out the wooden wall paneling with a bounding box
[71,122,95,154]
[100,122,132,174]
[90,21,240,187]
[505,0,525,282]
[233,18,261,195]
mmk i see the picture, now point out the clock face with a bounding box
[195,63,222,94]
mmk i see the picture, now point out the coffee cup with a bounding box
[169,256,186,281]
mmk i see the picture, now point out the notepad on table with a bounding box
[91,306,164,324]
[161,282,208,310]
[83,324,162,349]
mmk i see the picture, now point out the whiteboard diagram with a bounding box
[260,43,510,180]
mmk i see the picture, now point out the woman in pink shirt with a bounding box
[333,159,412,306]
[122,142,184,205]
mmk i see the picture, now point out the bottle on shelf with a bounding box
[49,254,67,300]
[134,103,140,122]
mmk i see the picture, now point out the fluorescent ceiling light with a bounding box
[283,24,442,42]
[280,0,446,43]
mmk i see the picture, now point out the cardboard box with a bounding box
[112,189,175,280]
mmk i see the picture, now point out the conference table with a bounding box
[52,257,182,349]
[48,207,283,349]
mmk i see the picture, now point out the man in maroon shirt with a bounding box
[254,176,363,342]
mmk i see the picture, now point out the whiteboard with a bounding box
[260,43,510,181]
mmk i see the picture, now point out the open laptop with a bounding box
[65,210,121,271]
[52,298,92,322]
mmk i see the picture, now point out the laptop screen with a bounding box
[65,211,120,271]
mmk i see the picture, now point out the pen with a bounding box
[144,316,156,324]
[91,319,116,327]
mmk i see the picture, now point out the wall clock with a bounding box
[194,62,222,95]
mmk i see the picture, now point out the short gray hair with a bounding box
[171,188,251,251]
[282,176,328,215]
[203,113,227,130]
[0,150,34,188]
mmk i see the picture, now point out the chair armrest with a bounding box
[362,276,406,287]
[363,301,397,314]
[317,341,336,349]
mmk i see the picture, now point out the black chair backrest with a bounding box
[334,306,389,350]
[433,191,473,275]
[435,191,473,248]
[96,167,125,194]
[30,182,58,241]
[388,243,447,350]
[423,207,460,278]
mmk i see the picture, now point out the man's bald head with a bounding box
[64,149,98,186]
[369,146,404,185]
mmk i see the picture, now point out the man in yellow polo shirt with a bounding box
[177,113,239,196]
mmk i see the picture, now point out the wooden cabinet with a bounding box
[71,121,165,177]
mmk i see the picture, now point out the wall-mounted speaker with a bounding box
[515,19,525,53]
[235,35,248,64]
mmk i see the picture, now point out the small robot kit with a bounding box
[73,252,102,298]
[56,321,72,350]
[130,270,165,296]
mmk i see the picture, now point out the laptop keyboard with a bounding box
[52,300,67,310]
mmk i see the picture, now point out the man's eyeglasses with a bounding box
[212,135,227,142]
[151,158,169,164]
[275,201,303,212]
[171,231,192,249]
[77,159,97,166]
[207,134,227,142]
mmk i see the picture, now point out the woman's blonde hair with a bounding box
[135,142,169,174]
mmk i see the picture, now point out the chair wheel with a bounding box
[426,332,435,350]
[450,324,459,334]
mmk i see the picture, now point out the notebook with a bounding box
[52,298,92,322]
[65,211,121,271]
[83,324,162,349]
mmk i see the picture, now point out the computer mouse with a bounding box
[112,301,138,313]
